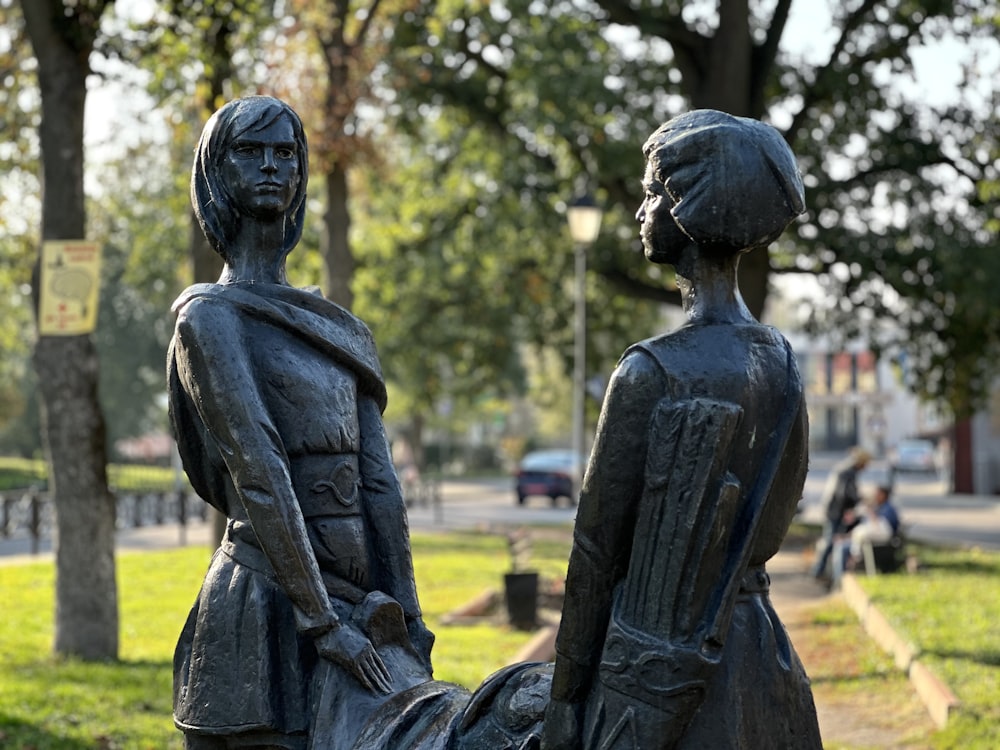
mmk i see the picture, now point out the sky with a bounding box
[83,1,998,155]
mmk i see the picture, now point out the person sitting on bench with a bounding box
[832,484,901,587]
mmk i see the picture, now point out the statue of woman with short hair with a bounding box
[168,96,434,750]
[542,110,823,750]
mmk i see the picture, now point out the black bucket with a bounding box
[504,571,539,630]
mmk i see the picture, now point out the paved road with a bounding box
[407,455,1000,552]
[2,453,998,564]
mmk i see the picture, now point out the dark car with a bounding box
[514,450,583,507]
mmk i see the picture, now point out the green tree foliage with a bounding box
[772,1,1000,418]
[87,142,191,453]
[388,0,1000,416]
[352,95,664,453]
[0,2,42,453]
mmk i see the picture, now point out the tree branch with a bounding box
[750,0,793,116]
[785,0,879,145]
[593,0,709,89]
[354,0,384,48]
[596,266,682,307]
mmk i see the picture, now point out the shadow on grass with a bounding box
[917,557,999,576]
[0,715,94,750]
[924,648,1000,668]
[806,671,900,688]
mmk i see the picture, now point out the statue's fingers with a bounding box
[361,664,391,694]
[365,651,393,693]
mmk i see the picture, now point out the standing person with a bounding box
[810,446,871,580]
[167,96,433,750]
[541,110,821,750]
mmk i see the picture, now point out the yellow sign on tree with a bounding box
[39,240,101,336]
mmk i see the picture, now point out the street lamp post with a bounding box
[566,195,603,493]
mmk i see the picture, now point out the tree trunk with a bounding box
[686,0,770,321]
[737,246,770,321]
[693,0,753,117]
[35,338,119,659]
[190,212,224,284]
[21,0,118,660]
[322,165,354,309]
[190,8,232,291]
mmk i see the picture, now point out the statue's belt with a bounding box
[221,531,368,605]
[597,563,771,704]
[288,453,360,518]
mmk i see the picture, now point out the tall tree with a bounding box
[275,0,396,310]
[19,0,118,660]
[390,0,1000,415]
[352,107,663,456]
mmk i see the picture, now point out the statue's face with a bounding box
[221,115,300,220]
[636,158,692,265]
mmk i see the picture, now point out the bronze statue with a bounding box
[168,99,820,750]
[541,110,822,749]
[167,96,434,750]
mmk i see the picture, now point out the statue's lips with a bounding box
[255,182,285,192]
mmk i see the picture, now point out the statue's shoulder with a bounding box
[170,284,245,345]
[630,323,789,369]
[172,283,227,315]
[615,340,673,389]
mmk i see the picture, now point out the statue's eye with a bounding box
[233,144,258,157]
[276,146,296,159]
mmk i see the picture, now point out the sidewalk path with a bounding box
[769,545,937,748]
[0,518,214,566]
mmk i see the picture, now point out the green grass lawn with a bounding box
[0,456,46,490]
[0,529,572,749]
[852,543,1000,750]
[4,528,997,750]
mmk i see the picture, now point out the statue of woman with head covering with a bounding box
[541,110,822,750]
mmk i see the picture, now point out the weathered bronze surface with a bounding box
[169,101,820,749]
[168,96,436,750]
[541,110,822,750]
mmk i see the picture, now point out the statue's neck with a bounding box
[217,218,289,285]
[677,251,754,326]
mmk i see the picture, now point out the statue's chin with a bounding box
[644,243,684,267]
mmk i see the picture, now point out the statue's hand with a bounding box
[540,698,583,750]
[315,624,392,695]
[407,616,435,674]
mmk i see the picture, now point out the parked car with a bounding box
[889,439,938,474]
[514,450,584,507]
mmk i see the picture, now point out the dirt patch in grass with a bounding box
[769,543,938,749]
[783,601,936,749]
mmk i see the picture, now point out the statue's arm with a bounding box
[357,396,435,668]
[173,298,338,637]
[548,350,667,704]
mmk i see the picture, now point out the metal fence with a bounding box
[1,459,443,555]
[0,486,208,555]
